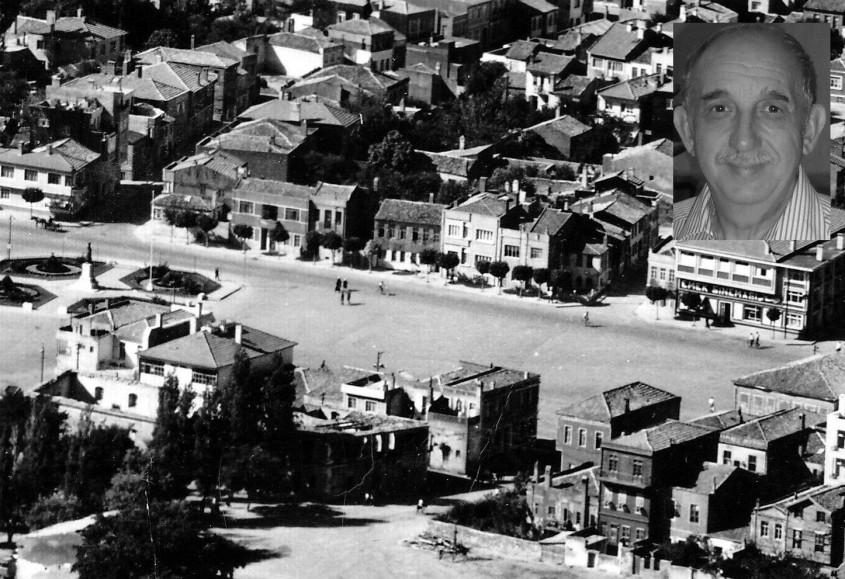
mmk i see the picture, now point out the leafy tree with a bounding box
[367,130,416,175]
[464,61,507,97]
[293,151,361,185]
[192,388,227,513]
[148,376,196,499]
[104,451,148,512]
[321,231,343,264]
[196,214,218,248]
[0,68,28,114]
[419,248,439,273]
[0,388,32,542]
[476,259,490,277]
[232,223,254,251]
[718,543,819,579]
[14,395,67,508]
[511,265,533,296]
[437,180,468,205]
[25,491,83,531]
[21,187,44,217]
[269,221,289,253]
[532,268,549,298]
[645,285,669,320]
[221,349,260,449]
[164,208,198,244]
[74,500,252,579]
[144,28,179,49]
[343,236,364,267]
[680,292,701,312]
[548,268,568,299]
[303,230,322,261]
[488,260,510,289]
[766,307,782,338]
[438,252,460,282]
[363,240,380,270]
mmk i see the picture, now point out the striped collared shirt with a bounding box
[674,167,830,241]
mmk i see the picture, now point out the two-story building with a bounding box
[674,236,845,336]
[669,461,759,542]
[442,191,514,274]
[295,410,429,502]
[404,361,540,476]
[230,178,313,253]
[803,0,845,36]
[373,198,446,270]
[375,0,438,43]
[513,0,559,39]
[4,9,127,71]
[832,57,845,104]
[529,464,601,531]
[289,64,410,105]
[598,420,719,546]
[596,72,672,138]
[586,22,666,83]
[648,236,676,291]
[557,381,680,471]
[751,484,845,570]
[327,17,398,72]
[525,114,594,160]
[0,139,102,218]
[138,321,296,393]
[161,150,248,220]
[735,351,845,418]
[235,30,345,78]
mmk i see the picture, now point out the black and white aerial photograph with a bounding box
[0,0,844,577]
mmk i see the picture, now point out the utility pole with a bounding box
[374,351,384,370]
[6,215,11,261]
[40,342,45,382]
[146,185,155,291]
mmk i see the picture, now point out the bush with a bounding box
[25,491,84,530]
[438,490,536,540]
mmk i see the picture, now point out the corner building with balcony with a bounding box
[674,236,845,337]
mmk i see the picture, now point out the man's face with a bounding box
[678,32,815,210]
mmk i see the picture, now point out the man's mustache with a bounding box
[716,151,774,167]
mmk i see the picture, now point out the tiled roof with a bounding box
[554,74,593,97]
[571,191,651,225]
[422,151,472,176]
[598,73,667,101]
[86,301,170,330]
[166,62,218,92]
[455,193,511,217]
[382,0,434,14]
[528,53,575,76]
[803,0,845,11]
[329,16,396,36]
[152,193,217,212]
[114,309,195,343]
[608,420,715,453]
[760,484,845,514]
[689,410,750,431]
[167,150,246,182]
[557,381,678,421]
[584,242,609,255]
[239,98,360,127]
[517,0,558,11]
[268,31,337,53]
[313,182,358,201]
[0,139,99,173]
[527,114,591,137]
[804,430,826,465]
[50,16,126,38]
[734,351,845,403]
[588,22,649,61]
[209,119,308,153]
[832,153,845,169]
[233,178,315,204]
[833,207,845,234]
[719,408,824,450]
[194,40,249,62]
[140,324,295,370]
[137,46,239,68]
[596,169,644,188]
[302,64,403,93]
[530,207,574,235]
[375,199,446,225]
[11,16,52,35]
[505,40,542,61]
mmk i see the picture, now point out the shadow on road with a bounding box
[218,503,384,530]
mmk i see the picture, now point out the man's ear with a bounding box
[802,104,827,155]
[674,105,695,158]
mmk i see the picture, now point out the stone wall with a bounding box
[427,519,541,561]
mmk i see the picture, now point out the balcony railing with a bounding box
[599,469,652,487]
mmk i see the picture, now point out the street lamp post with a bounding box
[146,186,155,291]
[40,342,45,382]
[6,215,11,261]
[374,351,385,370]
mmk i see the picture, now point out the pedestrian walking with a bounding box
[708,397,716,413]
[379,281,385,295]
[583,312,590,327]
[417,498,425,514]
[335,278,341,292]
[214,267,220,281]
[340,288,345,305]
[748,333,754,348]
[364,492,371,505]
[754,332,760,349]
[343,279,348,291]
[836,341,843,352]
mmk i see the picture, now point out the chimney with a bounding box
[77,7,83,17]
[799,412,806,431]
[544,465,552,489]
[626,23,634,33]
[301,117,308,133]
[153,313,163,329]
[738,407,744,423]
[534,462,540,483]
[564,200,570,211]
[575,31,582,46]
[435,62,442,75]
[137,65,143,78]
[189,316,197,334]
[680,4,687,20]
[400,97,406,113]
[46,10,56,25]
[18,142,27,155]
[581,167,588,187]
[191,35,195,50]
[816,246,824,262]
[582,475,590,527]
[459,135,466,150]
[788,240,796,252]
[51,75,61,88]
[656,22,662,33]
[624,397,630,412]
[504,181,511,193]
[46,143,52,155]
[660,69,666,85]
[555,105,561,117]
[479,176,487,193]
[636,28,644,40]
[837,233,845,250]
[512,178,519,195]
[588,201,594,217]
[429,192,435,203]
[234,323,242,344]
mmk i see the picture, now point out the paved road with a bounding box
[0,217,808,440]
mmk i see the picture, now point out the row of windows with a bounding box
[94,387,137,408]
[1,165,73,186]
[347,397,377,412]
[236,200,303,222]
[378,225,439,243]
[140,362,164,376]
[649,266,676,284]
[606,454,644,477]
[759,522,826,551]
[562,425,602,449]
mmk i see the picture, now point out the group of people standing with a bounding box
[748,332,761,349]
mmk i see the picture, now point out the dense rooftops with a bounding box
[605,420,715,454]
[719,408,824,450]
[734,351,845,403]
[557,381,679,421]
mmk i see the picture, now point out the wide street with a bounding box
[0,214,811,440]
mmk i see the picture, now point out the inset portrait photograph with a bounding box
[673,24,830,241]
